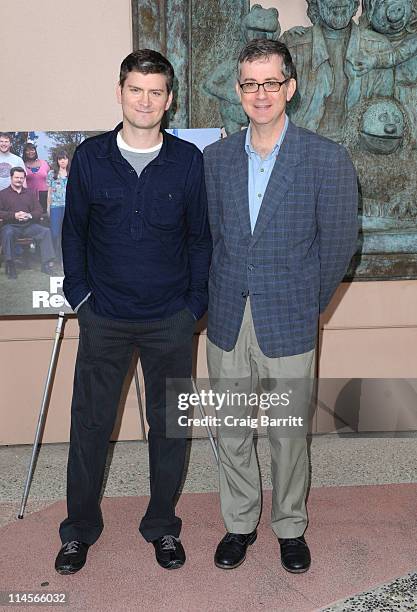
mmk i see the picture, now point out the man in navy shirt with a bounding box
[55,50,211,574]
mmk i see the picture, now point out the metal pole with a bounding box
[191,377,218,464]
[134,365,147,441]
[18,312,66,519]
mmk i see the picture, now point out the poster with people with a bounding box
[0,128,220,316]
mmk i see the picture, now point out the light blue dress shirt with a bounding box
[245,115,289,233]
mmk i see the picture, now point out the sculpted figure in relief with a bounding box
[281,0,395,142]
[354,0,417,147]
[203,4,281,134]
[343,97,417,220]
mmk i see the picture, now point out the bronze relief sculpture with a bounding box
[131,0,417,278]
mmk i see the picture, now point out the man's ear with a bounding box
[286,78,297,103]
[165,90,173,112]
[116,82,122,105]
[235,80,242,102]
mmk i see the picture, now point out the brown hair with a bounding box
[119,49,174,93]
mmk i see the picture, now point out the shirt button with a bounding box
[257,193,262,198]
[260,168,264,173]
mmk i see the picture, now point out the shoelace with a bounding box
[280,537,305,547]
[63,541,81,555]
[160,535,179,551]
[223,533,248,543]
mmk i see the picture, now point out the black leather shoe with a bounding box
[55,541,90,575]
[152,535,185,570]
[214,530,257,569]
[279,536,311,573]
[6,261,17,279]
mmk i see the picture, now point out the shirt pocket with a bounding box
[91,187,124,225]
[150,192,184,229]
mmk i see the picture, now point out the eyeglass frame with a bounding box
[238,78,290,94]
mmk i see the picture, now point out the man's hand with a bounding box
[352,56,377,76]
[285,26,307,37]
[14,211,28,221]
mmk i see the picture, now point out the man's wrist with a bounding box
[74,292,91,313]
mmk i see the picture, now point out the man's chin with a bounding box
[248,109,273,121]
[126,117,160,131]
[322,7,354,30]
[327,17,352,29]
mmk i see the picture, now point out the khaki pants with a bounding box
[207,299,315,538]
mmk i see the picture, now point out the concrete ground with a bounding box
[1,434,417,610]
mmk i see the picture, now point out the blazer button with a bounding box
[241,291,249,298]
[248,264,254,271]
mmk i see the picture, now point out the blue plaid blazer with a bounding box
[203,121,358,358]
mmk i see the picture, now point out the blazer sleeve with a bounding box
[203,146,220,245]
[317,145,359,313]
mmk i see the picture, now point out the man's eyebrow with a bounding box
[128,85,164,91]
[241,77,281,82]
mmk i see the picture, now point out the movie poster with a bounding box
[0,128,220,316]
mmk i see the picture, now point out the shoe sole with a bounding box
[55,566,84,575]
[157,560,185,570]
[215,556,247,570]
[281,561,311,574]
[214,532,257,570]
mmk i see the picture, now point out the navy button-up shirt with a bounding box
[62,123,212,321]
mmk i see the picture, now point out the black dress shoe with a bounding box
[55,541,90,575]
[214,530,257,569]
[279,536,311,573]
[6,261,17,279]
[152,535,185,570]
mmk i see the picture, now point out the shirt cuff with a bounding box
[74,292,91,313]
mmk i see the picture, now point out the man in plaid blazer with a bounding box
[203,39,358,573]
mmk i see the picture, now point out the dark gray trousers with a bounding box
[59,301,194,544]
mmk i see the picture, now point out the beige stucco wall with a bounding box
[0,0,132,131]
[0,0,415,445]
[0,0,134,444]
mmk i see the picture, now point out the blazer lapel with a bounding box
[250,121,301,246]
[230,131,252,238]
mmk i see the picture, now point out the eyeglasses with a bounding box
[239,79,289,94]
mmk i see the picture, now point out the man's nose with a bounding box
[139,91,151,105]
[256,84,268,98]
